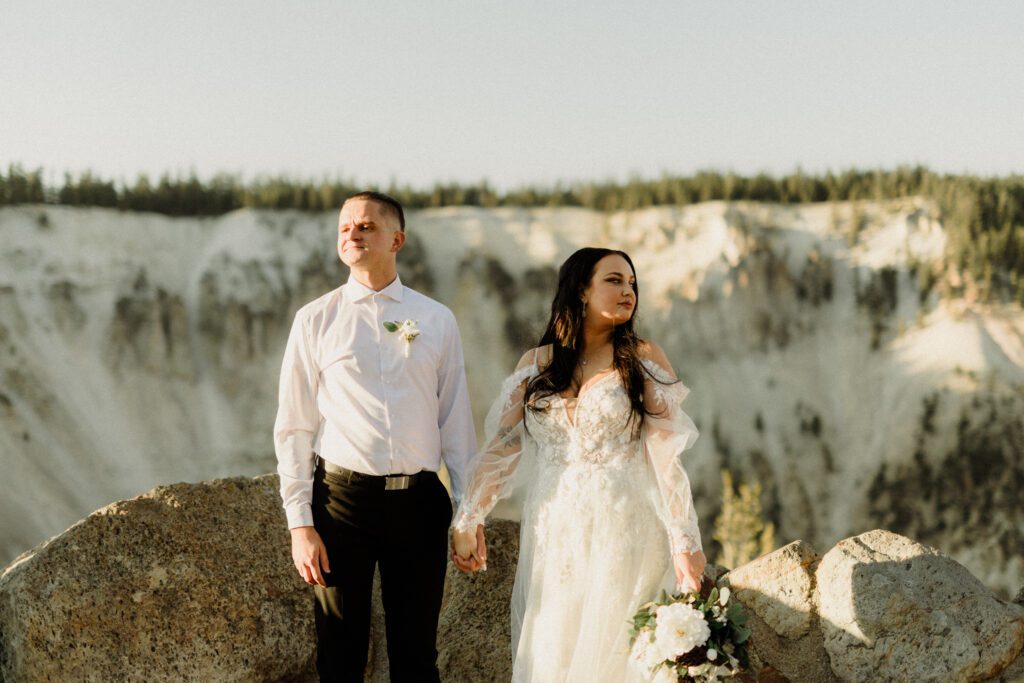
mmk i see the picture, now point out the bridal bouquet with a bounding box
[629,581,750,682]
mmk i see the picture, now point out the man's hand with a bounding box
[451,524,487,573]
[291,526,330,587]
[673,549,707,593]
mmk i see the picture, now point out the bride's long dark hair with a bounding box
[525,247,667,437]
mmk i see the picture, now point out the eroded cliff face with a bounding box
[1,201,1021,596]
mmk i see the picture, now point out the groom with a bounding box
[274,191,478,682]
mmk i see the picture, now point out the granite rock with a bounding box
[4,478,1023,683]
[721,540,836,682]
[816,530,1024,682]
[0,475,316,682]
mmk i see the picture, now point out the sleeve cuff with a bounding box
[669,529,703,555]
[286,504,314,529]
[453,510,484,534]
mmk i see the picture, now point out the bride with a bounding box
[452,247,706,682]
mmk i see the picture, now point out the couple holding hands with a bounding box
[274,191,705,682]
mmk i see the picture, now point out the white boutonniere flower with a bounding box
[383,319,421,357]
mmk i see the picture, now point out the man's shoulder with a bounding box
[403,286,456,321]
[293,286,344,324]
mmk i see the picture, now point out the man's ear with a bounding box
[391,229,406,253]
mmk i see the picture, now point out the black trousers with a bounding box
[311,461,452,683]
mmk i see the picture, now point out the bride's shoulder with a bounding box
[637,340,675,377]
[516,344,552,372]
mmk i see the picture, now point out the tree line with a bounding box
[2,164,1022,301]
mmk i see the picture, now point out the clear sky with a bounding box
[2,1,1022,190]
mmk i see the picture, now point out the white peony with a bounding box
[654,602,711,660]
[631,631,667,670]
[651,664,680,683]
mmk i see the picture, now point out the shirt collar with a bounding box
[344,273,404,303]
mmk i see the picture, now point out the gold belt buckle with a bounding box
[384,475,411,491]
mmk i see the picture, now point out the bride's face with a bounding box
[582,254,636,325]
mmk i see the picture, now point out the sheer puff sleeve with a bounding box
[452,350,539,533]
[641,357,702,555]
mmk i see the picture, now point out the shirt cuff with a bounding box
[286,503,314,529]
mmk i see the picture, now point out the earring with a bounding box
[581,300,587,318]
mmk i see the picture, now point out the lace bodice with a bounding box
[526,370,637,468]
[453,352,702,555]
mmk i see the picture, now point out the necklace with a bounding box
[580,347,606,366]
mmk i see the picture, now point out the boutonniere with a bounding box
[383,319,421,357]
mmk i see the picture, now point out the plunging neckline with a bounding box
[558,369,619,427]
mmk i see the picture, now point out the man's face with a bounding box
[337,198,405,269]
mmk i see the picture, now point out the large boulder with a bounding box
[817,530,1024,682]
[0,475,316,682]
[718,531,1024,683]
[0,475,521,683]
[722,540,836,682]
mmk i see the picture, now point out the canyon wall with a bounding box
[1,201,1021,596]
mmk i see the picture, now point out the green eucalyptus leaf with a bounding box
[727,602,747,622]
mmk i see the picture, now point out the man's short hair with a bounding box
[344,191,406,232]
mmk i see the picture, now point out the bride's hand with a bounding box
[673,550,707,593]
[451,524,487,573]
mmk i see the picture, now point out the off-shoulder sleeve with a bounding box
[452,353,538,533]
[641,358,702,555]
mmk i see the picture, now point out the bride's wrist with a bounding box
[452,517,483,535]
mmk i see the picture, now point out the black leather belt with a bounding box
[316,457,425,490]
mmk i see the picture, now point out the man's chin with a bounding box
[339,250,365,267]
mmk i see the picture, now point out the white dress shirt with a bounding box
[274,274,477,529]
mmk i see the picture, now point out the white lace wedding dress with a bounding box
[453,351,701,682]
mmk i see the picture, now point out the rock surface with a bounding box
[816,530,1024,682]
[0,473,522,683]
[0,475,316,682]
[726,540,820,640]
[723,540,836,682]
[3,477,1023,682]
